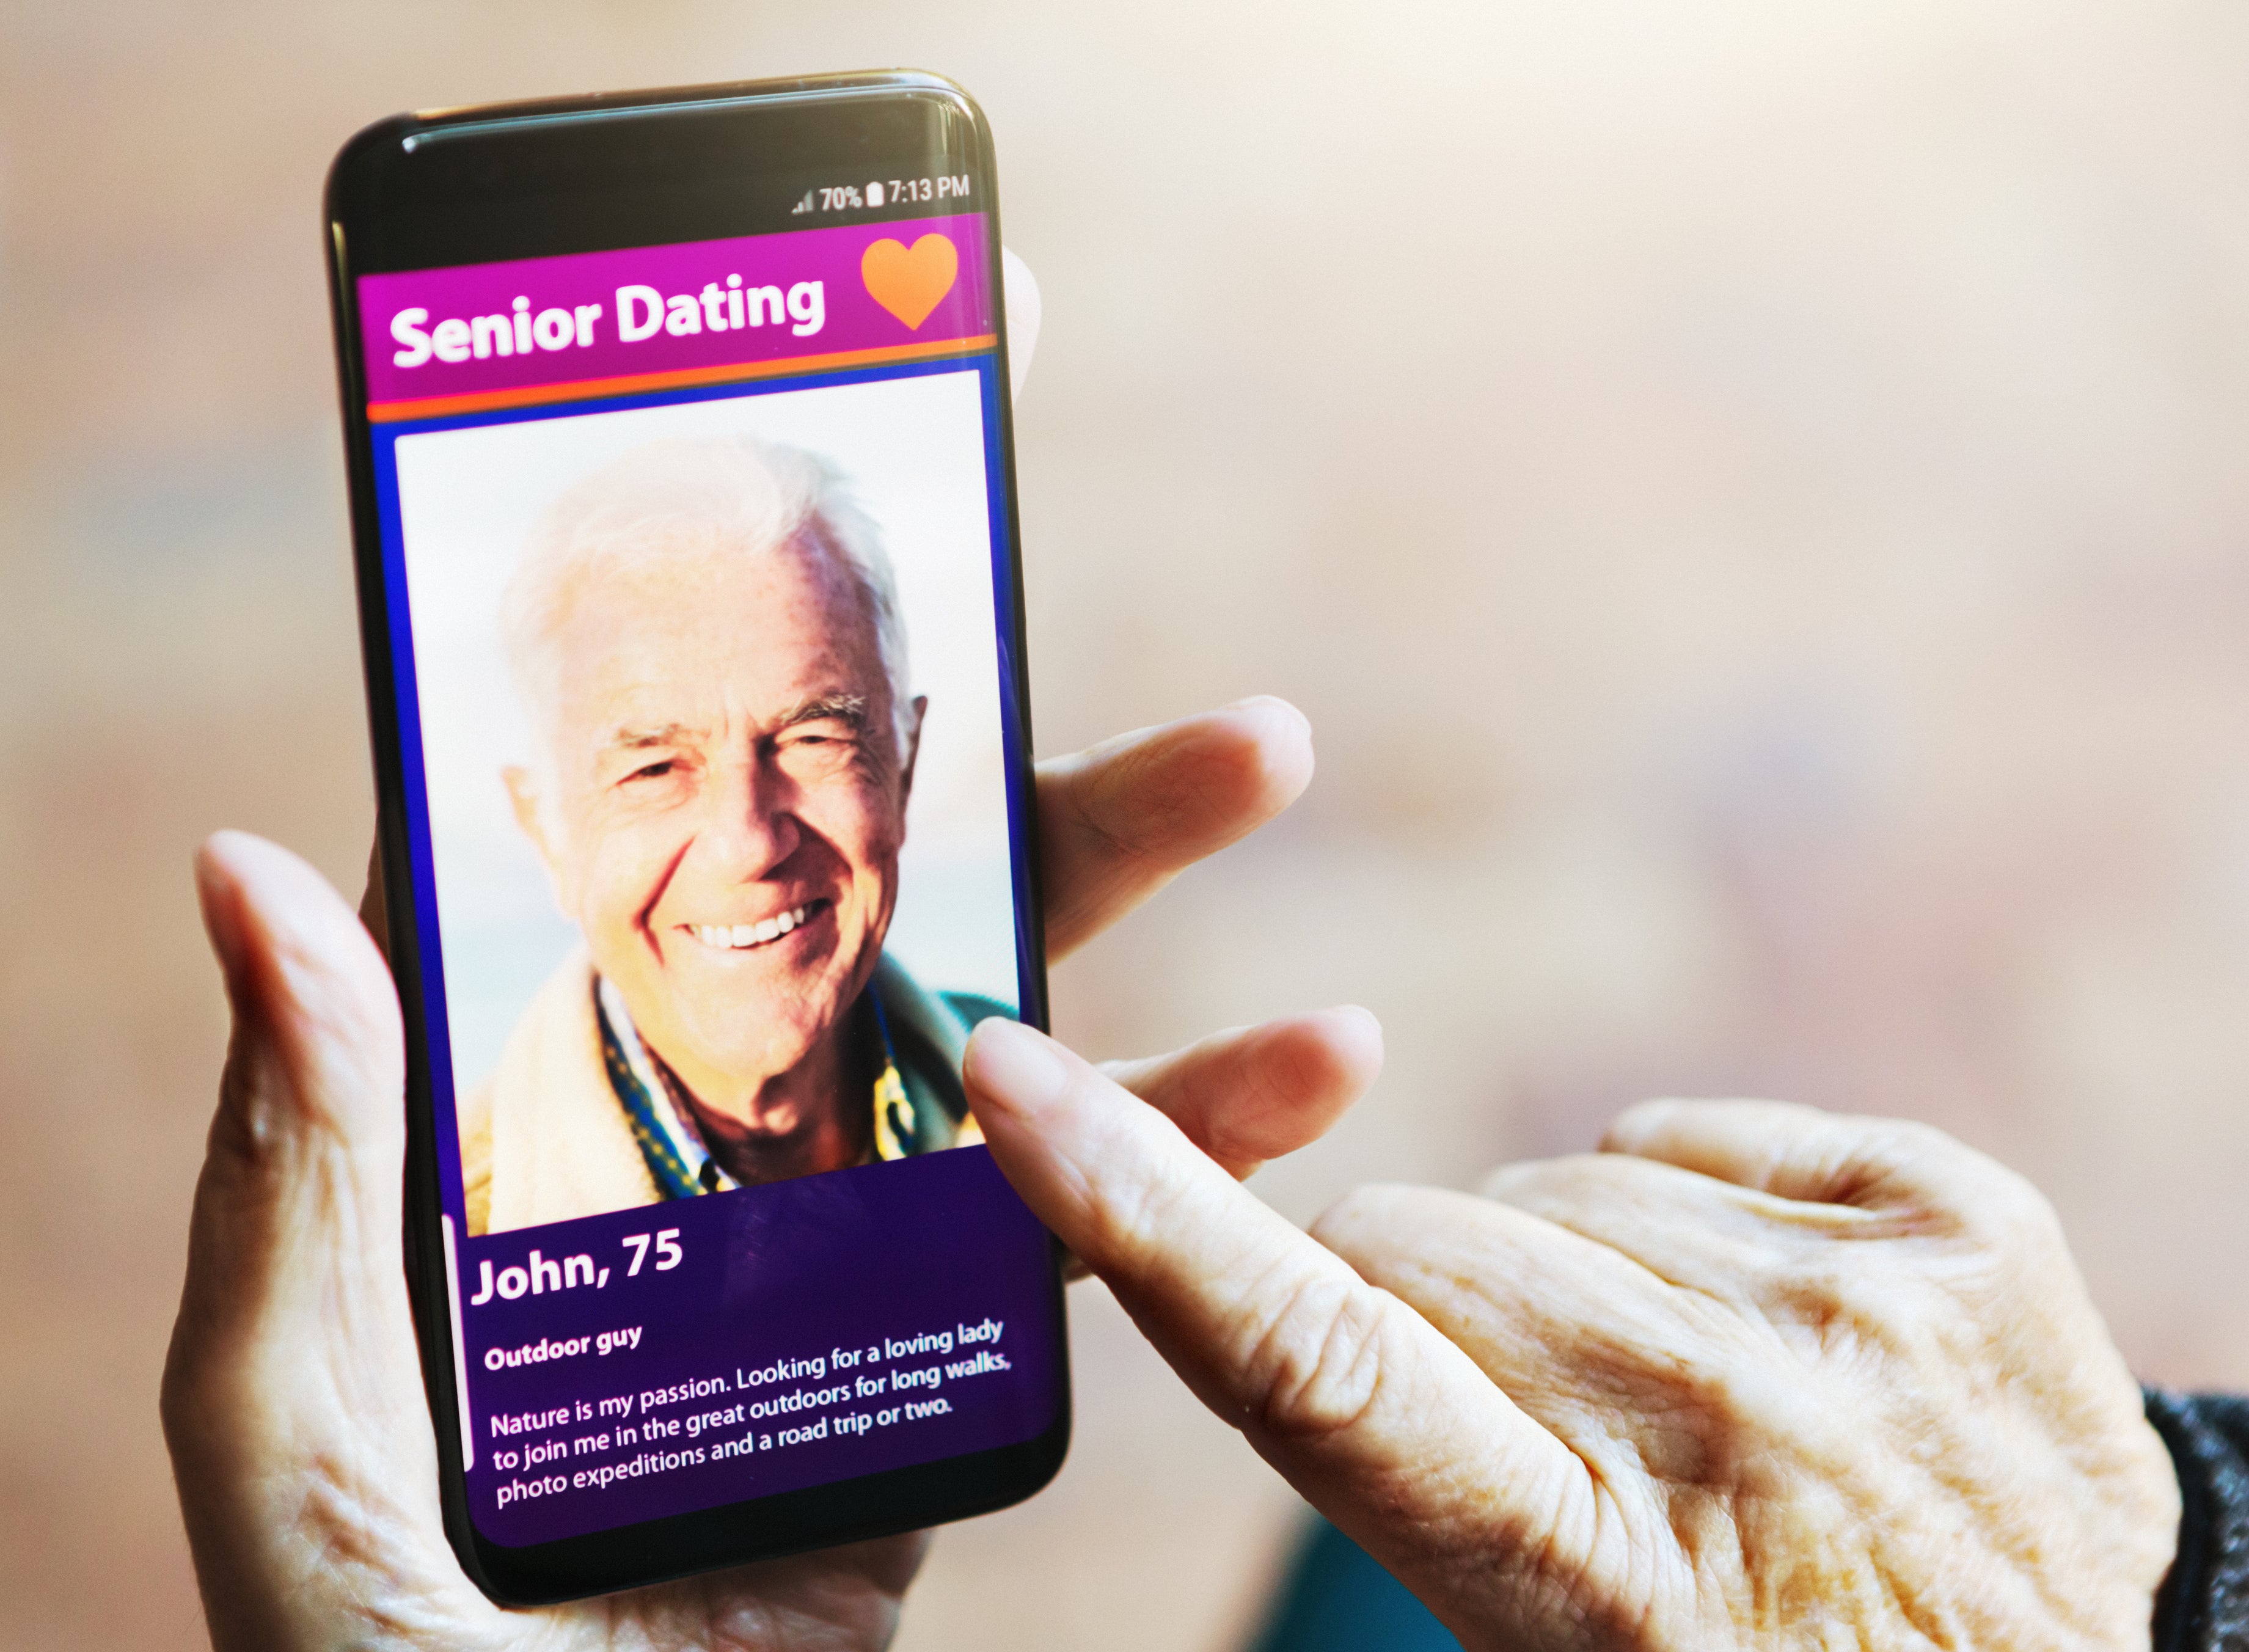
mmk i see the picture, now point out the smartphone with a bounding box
[324,71,1066,1604]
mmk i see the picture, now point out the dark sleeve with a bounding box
[2146,1389,2249,1650]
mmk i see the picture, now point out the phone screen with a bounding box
[344,134,1063,1562]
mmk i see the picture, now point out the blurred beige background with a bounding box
[10,0,2249,1645]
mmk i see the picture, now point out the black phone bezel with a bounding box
[323,70,1067,1607]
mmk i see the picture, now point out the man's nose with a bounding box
[692,754,801,879]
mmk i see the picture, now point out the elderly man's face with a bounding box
[517,535,914,1110]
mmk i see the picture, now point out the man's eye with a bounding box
[626,759,676,781]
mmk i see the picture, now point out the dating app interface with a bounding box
[356,211,1059,1548]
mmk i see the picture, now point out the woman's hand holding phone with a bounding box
[164,698,1378,1651]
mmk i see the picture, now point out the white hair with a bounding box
[501,434,913,766]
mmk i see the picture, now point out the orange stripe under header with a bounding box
[367,335,999,424]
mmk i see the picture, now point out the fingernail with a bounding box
[1221,693,1302,724]
[964,1019,1071,1115]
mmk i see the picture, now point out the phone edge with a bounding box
[323,68,1072,1606]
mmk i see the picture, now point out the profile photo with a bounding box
[392,374,1023,1237]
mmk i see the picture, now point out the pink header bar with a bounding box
[356,213,993,419]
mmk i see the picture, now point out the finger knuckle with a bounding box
[1082,1149,1194,1270]
[1237,1270,1395,1446]
[1868,1122,2060,1244]
[1864,1116,1972,1182]
[1599,1095,1696,1152]
[1612,1344,1780,1488]
[1774,1254,1916,1361]
[1954,1169,2063,1261]
[1307,1183,1403,1249]
[1489,1153,1624,1207]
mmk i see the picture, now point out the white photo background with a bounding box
[393,369,1017,1093]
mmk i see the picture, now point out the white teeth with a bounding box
[697,906,814,949]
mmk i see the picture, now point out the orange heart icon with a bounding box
[860,234,959,331]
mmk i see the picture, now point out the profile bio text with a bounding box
[483,1317,1015,1513]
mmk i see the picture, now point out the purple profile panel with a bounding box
[357,213,993,417]
[461,1147,1059,1547]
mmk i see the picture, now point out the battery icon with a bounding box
[865,181,885,208]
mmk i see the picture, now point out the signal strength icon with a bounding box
[790,189,814,216]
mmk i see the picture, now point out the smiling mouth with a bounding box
[685,900,828,952]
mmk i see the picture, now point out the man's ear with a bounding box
[897,697,929,805]
[502,765,568,902]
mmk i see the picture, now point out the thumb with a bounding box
[961,1020,1584,1627]
[1000,247,1040,404]
[163,831,426,1639]
[174,831,407,1328]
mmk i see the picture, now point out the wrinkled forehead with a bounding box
[545,532,889,742]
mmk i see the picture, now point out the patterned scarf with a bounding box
[594,976,913,1201]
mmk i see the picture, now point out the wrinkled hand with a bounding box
[161,698,1381,1651]
[963,1036,2183,1651]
